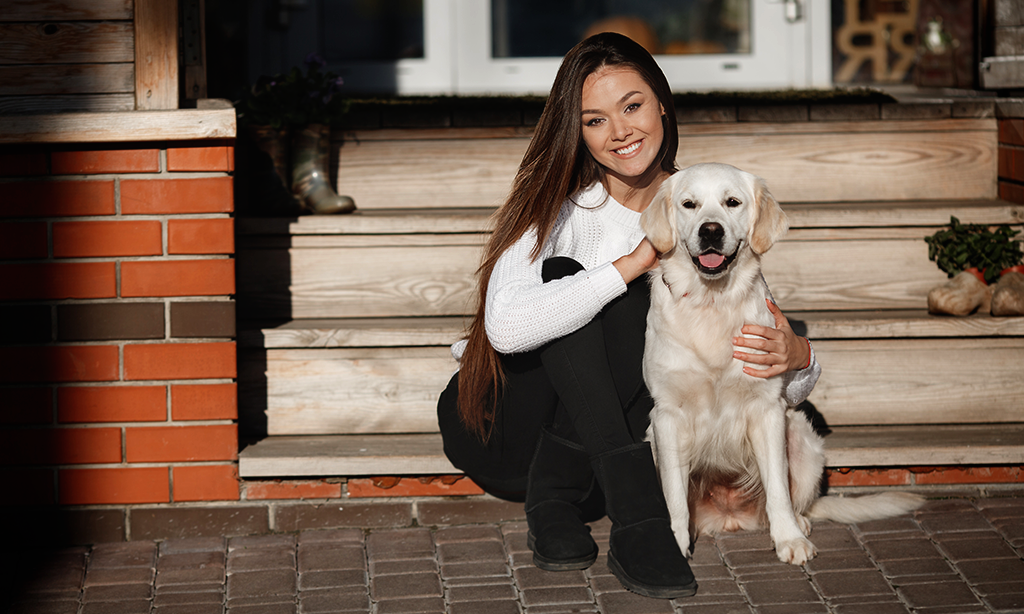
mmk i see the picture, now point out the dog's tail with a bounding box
[806,492,924,524]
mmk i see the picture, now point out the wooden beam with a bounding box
[1,0,133,21]
[0,22,134,65]
[0,64,135,96]
[134,0,178,110]
[0,108,236,144]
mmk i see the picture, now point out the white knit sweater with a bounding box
[452,182,820,406]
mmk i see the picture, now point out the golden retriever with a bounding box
[641,163,922,565]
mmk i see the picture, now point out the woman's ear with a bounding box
[641,178,678,254]
[748,176,788,254]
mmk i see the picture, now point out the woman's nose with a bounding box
[610,117,633,141]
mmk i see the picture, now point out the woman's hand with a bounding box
[733,299,810,378]
[613,238,659,284]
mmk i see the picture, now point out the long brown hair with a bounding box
[457,32,679,440]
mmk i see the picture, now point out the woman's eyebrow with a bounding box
[581,91,643,116]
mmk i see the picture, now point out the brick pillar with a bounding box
[0,142,238,534]
[998,116,1024,203]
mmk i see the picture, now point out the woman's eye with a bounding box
[585,117,604,127]
[726,198,741,207]
[626,102,641,112]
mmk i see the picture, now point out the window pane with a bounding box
[491,0,750,58]
[323,0,425,61]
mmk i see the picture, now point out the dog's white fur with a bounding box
[641,163,922,565]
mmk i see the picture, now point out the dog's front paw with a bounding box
[671,522,693,559]
[796,514,812,537]
[775,537,817,566]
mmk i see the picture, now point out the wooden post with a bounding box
[134,0,179,110]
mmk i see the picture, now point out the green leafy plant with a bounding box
[236,53,349,128]
[925,216,1023,283]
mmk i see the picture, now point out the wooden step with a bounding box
[236,201,1024,320]
[237,425,1024,478]
[332,119,997,209]
[239,313,1024,436]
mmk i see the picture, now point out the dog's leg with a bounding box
[649,413,693,558]
[785,410,825,536]
[749,404,817,565]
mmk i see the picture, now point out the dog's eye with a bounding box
[682,200,696,209]
[725,197,741,208]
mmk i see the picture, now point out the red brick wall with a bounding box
[998,118,1024,203]
[0,141,239,508]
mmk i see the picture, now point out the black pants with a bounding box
[436,257,653,501]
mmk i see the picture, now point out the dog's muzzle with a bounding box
[693,222,738,276]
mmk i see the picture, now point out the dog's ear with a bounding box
[748,176,788,254]
[641,178,678,254]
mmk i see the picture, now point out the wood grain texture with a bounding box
[809,338,1024,425]
[0,22,134,65]
[1,0,132,21]
[0,94,135,115]
[244,316,469,349]
[822,424,1024,466]
[261,347,455,435]
[0,64,134,96]
[0,109,236,144]
[134,0,178,110]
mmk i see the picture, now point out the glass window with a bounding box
[323,0,425,62]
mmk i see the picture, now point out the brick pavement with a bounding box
[4,496,1024,614]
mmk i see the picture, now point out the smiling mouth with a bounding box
[692,249,737,276]
[614,140,642,155]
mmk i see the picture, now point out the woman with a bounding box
[437,32,820,599]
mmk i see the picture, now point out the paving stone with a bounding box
[875,557,955,577]
[439,560,511,579]
[915,511,992,534]
[22,568,85,595]
[450,601,522,614]
[983,592,1024,611]
[935,536,1020,561]
[226,550,295,571]
[509,551,535,568]
[525,604,601,613]
[520,586,594,607]
[155,566,225,586]
[297,568,366,590]
[502,531,530,554]
[153,590,223,606]
[446,582,517,602]
[81,583,153,602]
[691,539,722,565]
[436,540,507,565]
[594,591,674,613]
[83,566,154,586]
[160,537,226,554]
[416,498,525,526]
[675,602,752,614]
[434,525,504,544]
[975,580,1024,596]
[374,596,446,613]
[740,578,821,606]
[297,546,366,572]
[298,528,364,544]
[690,564,733,580]
[275,501,412,532]
[370,572,442,600]
[954,557,1024,584]
[715,532,773,553]
[861,538,942,561]
[370,558,438,576]
[225,569,296,598]
[753,605,829,614]
[688,579,743,596]
[513,566,587,588]
[852,517,921,535]
[588,574,629,594]
[804,528,858,551]
[809,569,894,598]
[826,594,903,606]
[229,534,297,551]
[157,551,225,570]
[444,575,515,587]
[88,543,156,569]
[366,528,435,560]
[297,587,370,612]
[151,604,224,614]
[990,518,1024,547]
[721,549,786,567]
[80,601,152,614]
[885,572,961,586]
[803,550,877,573]
[728,566,806,581]
[227,604,297,614]
[908,606,986,614]
[896,581,984,609]
[6,600,82,614]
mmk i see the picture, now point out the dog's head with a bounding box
[641,163,787,279]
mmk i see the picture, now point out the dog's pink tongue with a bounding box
[699,253,726,268]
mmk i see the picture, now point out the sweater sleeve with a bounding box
[483,226,627,354]
[782,343,821,406]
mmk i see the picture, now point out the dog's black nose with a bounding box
[699,222,725,248]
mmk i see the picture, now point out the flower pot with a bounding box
[964,267,986,283]
[290,123,356,215]
[1000,264,1024,276]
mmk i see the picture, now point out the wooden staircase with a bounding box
[237,104,1024,480]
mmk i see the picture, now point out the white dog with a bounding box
[641,163,921,565]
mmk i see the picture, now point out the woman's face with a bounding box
[580,65,665,186]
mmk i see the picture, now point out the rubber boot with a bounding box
[525,428,600,571]
[991,271,1024,316]
[592,442,697,599]
[290,123,356,214]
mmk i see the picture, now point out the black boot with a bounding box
[525,428,600,571]
[592,442,697,599]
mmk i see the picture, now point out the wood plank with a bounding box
[809,338,1024,425]
[823,424,1024,466]
[783,200,1024,229]
[134,0,178,110]
[238,434,458,477]
[237,425,1024,477]
[0,22,134,65]
[1,0,133,21]
[0,64,134,96]
[242,317,469,349]
[792,310,1024,339]
[335,124,997,208]
[0,94,135,115]
[261,347,456,435]
[236,208,496,236]
[0,109,236,144]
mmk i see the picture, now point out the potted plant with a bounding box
[924,216,1023,315]
[236,53,355,214]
